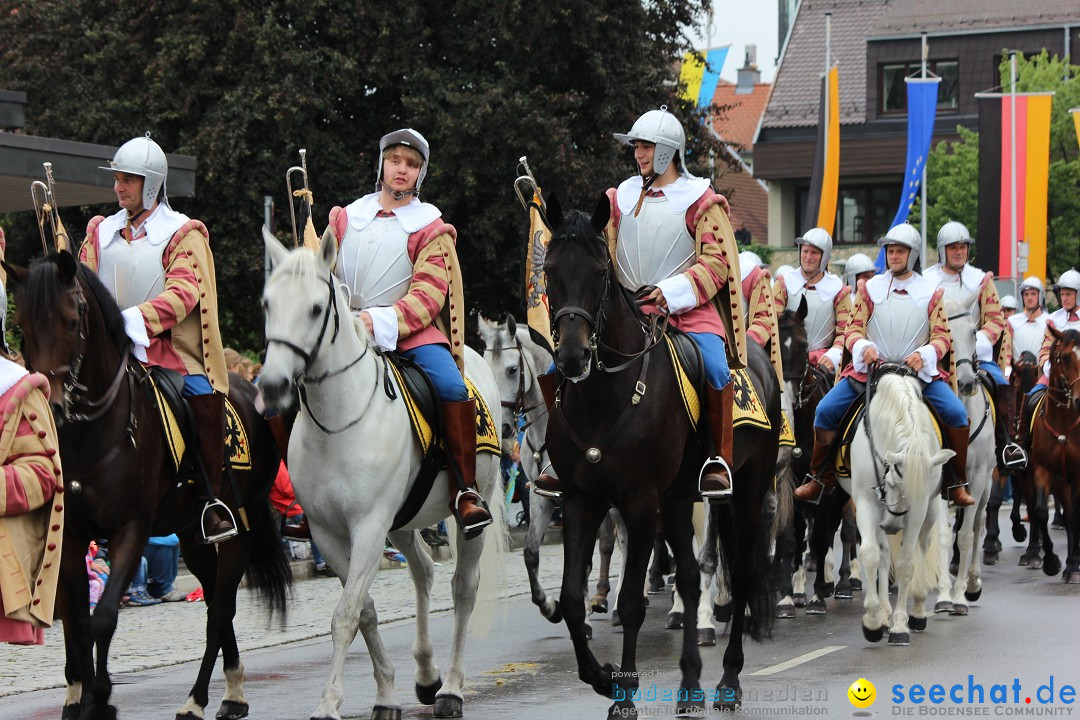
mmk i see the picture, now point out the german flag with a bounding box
[803,65,839,236]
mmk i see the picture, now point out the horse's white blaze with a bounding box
[223,663,247,704]
[176,696,204,718]
[64,682,82,705]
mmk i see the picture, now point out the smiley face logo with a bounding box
[848,678,876,708]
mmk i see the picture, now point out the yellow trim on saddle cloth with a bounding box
[779,413,796,447]
[148,374,186,472]
[148,376,251,473]
[834,401,943,478]
[731,369,770,431]
[665,336,701,431]
[386,363,501,457]
[1028,393,1045,434]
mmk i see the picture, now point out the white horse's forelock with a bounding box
[269,246,368,346]
[868,373,935,502]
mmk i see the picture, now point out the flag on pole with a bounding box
[803,65,840,236]
[976,92,1054,283]
[876,77,939,270]
[679,47,729,109]
[523,192,554,354]
[1070,107,1080,151]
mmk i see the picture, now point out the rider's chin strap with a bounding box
[381,181,420,201]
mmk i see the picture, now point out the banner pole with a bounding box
[920,32,928,264]
[1010,52,1019,297]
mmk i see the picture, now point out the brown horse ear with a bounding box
[57,250,78,282]
[590,192,610,236]
[1050,324,1064,341]
[1,260,27,286]
[504,313,517,337]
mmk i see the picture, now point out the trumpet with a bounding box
[30,162,70,255]
[285,148,316,248]
[513,156,546,212]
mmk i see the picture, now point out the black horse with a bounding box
[542,194,776,717]
[6,251,290,720]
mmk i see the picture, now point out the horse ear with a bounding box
[505,312,517,337]
[964,290,980,315]
[318,224,338,271]
[262,226,290,273]
[57,250,78,282]
[1050,324,1065,342]
[797,294,808,321]
[0,260,27,286]
[590,192,610,236]
[546,193,563,231]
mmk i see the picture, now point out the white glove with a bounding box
[655,275,697,315]
[121,306,149,362]
[975,330,994,363]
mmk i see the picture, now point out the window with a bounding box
[796,183,904,245]
[879,60,960,115]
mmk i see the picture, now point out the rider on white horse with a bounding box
[794,223,976,507]
[1004,269,1080,469]
[323,128,492,537]
[80,134,237,542]
[533,107,746,500]
[772,228,851,378]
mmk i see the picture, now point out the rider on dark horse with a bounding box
[923,221,1012,468]
[323,128,492,537]
[1004,269,1080,468]
[534,106,746,500]
[738,250,783,384]
[794,223,976,507]
[80,134,238,543]
[772,228,851,382]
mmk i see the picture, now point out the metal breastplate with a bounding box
[938,274,980,326]
[866,292,930,362]
[1012,317,1045,359]
[334,216,413,309]
[98,236,166,310]
[615,195,695,290]
[793,286,836,351]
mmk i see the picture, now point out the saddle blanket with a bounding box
[834,400,943,478]
[149,374,251,474]
[387,362,501,457]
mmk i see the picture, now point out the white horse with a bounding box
[839,370,953,645]
[259,228,508,720]
[942,295,996,614]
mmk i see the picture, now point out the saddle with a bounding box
[380,352,500,531]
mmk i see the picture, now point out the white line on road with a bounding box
[749,645,847,676]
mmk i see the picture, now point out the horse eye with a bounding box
[67,318,79,333]
[505,366,518,377]
[311,305,323,319]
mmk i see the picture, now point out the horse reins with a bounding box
[864,363,911,517]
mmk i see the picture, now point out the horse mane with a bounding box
[78,264,130,350]
[20,254,129,352]
[868,373,935,501]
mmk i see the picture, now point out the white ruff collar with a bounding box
[346,193,442,235]
[778,266,842,303]
[97,204,189,250]
[0,356,28,397]
[615,175,710,217]
[867,271,934,307]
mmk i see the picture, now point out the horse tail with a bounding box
[771,451,795,543]
[244,498,293,621]
[712,498,776,641]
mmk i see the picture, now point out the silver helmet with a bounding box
[1018,275,1046,308]
[795,227,833,272]
[1055,268,1080,294]
[1000,294,1018,311]
[936,220,974,265]
[613,106,692,178]
[843,252,876,288]
[101,133,168,210]
[878,223,921,273]
[376,128,430,198]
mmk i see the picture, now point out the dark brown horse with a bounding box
[542,195,776,717]
[1027,327,1080,583]
[6,251,290,720]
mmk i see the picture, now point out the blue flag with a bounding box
[697,47,729,108]
[876,78,940,270]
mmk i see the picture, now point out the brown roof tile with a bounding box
[870,0,1080,38]
[710,81,773,150]
[714,160,769,242]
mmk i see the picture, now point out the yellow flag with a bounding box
[1071,107,1080,153]
[679,52,706,105]
[523,192,554,353]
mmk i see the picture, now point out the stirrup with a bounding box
[532,464,562,499]
[795,475,828,506]
[454,489,493,537]
[200,500,239,544]
[698,456,733,501]
[1001,442,1028,470]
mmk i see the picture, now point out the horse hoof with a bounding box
[1064,571,1080,584]
[608,700,637,719]
[371,706,403,720]
[432,695,463,718]
[666,612,684,630]
[822,582,835,598]
[805,597,827,615]
[1043,555,1062,577]
[612,609,622,627]
[643,595,649,608]
[547,600,563,624]
[676,696,706,718]
[792,593,807,607]
[949,603,969,616]
[61,705,80,720]
[416,676,443,705]
[835,581,852,600]
[1051,520,1065,530]
[909,615,927,632]
[964,587,983,602]
[849,578,863,592]
[888,631,911,646]
[713,602,733,623]
[216,700,250,720]
[1017,553,1033,567]
[983,553,999,566]
[805,556,818,573]
[934,601,953,614]
[585,623,593,641]
[591,597,609,614]
[1013,525,1028,543]
[712,685,742,711]
[985,538,1003,554]
[862,624,886,643]
[775,604,796,619]
[698,627,716,646]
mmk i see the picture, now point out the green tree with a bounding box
[911,125,980,255]
[0,0,722,351]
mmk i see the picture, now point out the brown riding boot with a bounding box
[187,392,238,543]
[533,372,562,497]
[699,383,735,498]
[443,399,493,540]
[537,371,557,411]
[942,425,976,507]
[793,428,838,503]
[268,414,292,467]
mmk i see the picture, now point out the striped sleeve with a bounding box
[682,208,729,306]
[1037,323,1055,368]
[136,232,202,337]
[772,275,789,318]
[746,272,774,348]
[394,230,452,340]
[1,417,57,517]
[928,290,952,361]
[831,290,852,355]
[978,273,1006,344]
[844,285,871,354]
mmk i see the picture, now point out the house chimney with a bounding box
[736,44,760,95]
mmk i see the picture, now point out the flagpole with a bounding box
[1010,51,1019,297]
[921,32,928,265]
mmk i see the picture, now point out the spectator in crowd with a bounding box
[269,462,335,577]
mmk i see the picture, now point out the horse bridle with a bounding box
[500,338,543,419]
[864,363,913,517]
[1048,343,1080,409]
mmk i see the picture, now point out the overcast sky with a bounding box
[692,1,780,84]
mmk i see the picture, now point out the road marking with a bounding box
[749,645,846,676]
